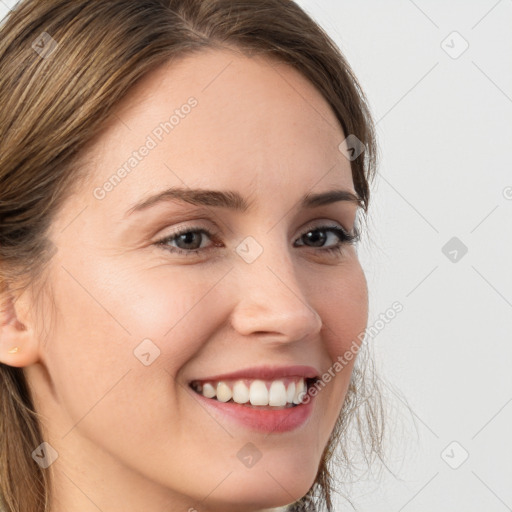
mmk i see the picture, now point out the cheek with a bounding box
[112,264,232,371]
[306,260,368,431]
[47,246,231,370]
[314,260,368,359]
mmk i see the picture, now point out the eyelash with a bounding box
[154,223,360,258]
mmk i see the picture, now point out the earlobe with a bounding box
[0,288,40,368]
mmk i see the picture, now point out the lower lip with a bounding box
[190,389,315,433]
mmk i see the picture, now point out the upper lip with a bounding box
[189,365,320,383]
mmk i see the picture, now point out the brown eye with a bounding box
[172,231,205,251]
[295,225,359,255]
[301,229,328,247]
[155,226,221,256]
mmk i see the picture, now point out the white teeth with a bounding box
[268,380,287,406]
[232,380,250,404]
[293,378,306,404]
[286,381,296,403]
[195,377,311,406]
[202,382,216,399]
[249,380,269,406]
[216,381,232,402]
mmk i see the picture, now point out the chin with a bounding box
[205,464,316,511]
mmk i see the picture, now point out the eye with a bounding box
[154,225,221,257]
[294,224,360,256]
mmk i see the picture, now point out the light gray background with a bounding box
[1,1,511,511]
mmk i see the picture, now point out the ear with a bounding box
[0,285,41,367]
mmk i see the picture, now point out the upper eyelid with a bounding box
[157,219,354,239]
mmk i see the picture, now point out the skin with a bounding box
[0,48,368,511]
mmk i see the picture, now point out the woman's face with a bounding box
[24,48,368,511]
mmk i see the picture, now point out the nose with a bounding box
[229,246,323,344]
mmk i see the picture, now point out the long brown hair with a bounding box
[0,1,384,510]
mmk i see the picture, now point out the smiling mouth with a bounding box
[189,376,319,409]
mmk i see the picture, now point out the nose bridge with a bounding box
[230,233,322,342]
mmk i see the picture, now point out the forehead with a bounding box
[80,48,354,213]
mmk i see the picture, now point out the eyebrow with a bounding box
[124,186,362,217]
